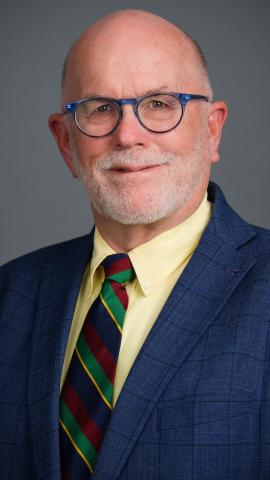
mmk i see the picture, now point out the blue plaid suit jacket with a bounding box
[1,182,270,480]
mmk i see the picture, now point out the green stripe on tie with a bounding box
[101,282,126,329]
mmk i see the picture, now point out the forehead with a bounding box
[64,20,202,101]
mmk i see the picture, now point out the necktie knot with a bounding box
[102,253,135,285]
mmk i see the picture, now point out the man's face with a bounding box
[53,19,224,227]
[70,113,211,225]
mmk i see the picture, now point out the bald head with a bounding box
[61,9,213,105]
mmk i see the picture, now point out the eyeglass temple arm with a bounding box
[178,94,209,104]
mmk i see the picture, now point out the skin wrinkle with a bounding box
[49,9,227,252]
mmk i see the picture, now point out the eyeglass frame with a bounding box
[64,92,209,138]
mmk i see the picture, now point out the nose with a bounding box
[112,105,149,149]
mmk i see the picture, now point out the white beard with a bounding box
[71,136,210,225]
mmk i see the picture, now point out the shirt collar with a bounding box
[90,192,211,296]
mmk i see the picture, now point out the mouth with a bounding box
[108,164,162,174]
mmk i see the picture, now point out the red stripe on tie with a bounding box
[82,321,117,384]
[110,280,128,310]
[104,257,131,277]
[62,381,104,452]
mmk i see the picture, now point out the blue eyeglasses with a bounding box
[64,92,209,137]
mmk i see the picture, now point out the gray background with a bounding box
[1,0,270,266]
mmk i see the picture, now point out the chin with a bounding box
[90,193,184,225]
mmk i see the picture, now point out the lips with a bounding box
[110,164,159,173]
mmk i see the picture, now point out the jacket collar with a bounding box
[207,181,255,247]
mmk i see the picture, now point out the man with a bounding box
[1,8,270,480]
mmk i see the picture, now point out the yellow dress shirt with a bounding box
[60,193,211,405]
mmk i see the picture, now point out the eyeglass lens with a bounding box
[75,94,184,136]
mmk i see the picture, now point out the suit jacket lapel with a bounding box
[92,183,258,480]
[28,233,93,480]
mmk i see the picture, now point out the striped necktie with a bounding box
[59,253,135,479]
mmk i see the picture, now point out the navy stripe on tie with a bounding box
[86,300,121,360]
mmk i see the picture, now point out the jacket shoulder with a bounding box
[0,233,92,298]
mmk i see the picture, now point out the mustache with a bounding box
[98,151,175,170]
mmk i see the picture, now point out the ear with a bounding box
[208,101,228,164]
[48,113,78,178]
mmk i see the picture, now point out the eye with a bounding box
[148,99,167,109]
[140,95,177,111]
[96,103,113,113]
[79,100,116,118]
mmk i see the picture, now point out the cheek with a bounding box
[71,132,112,166]
[157,128,195,157]
[167,115,210,156]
